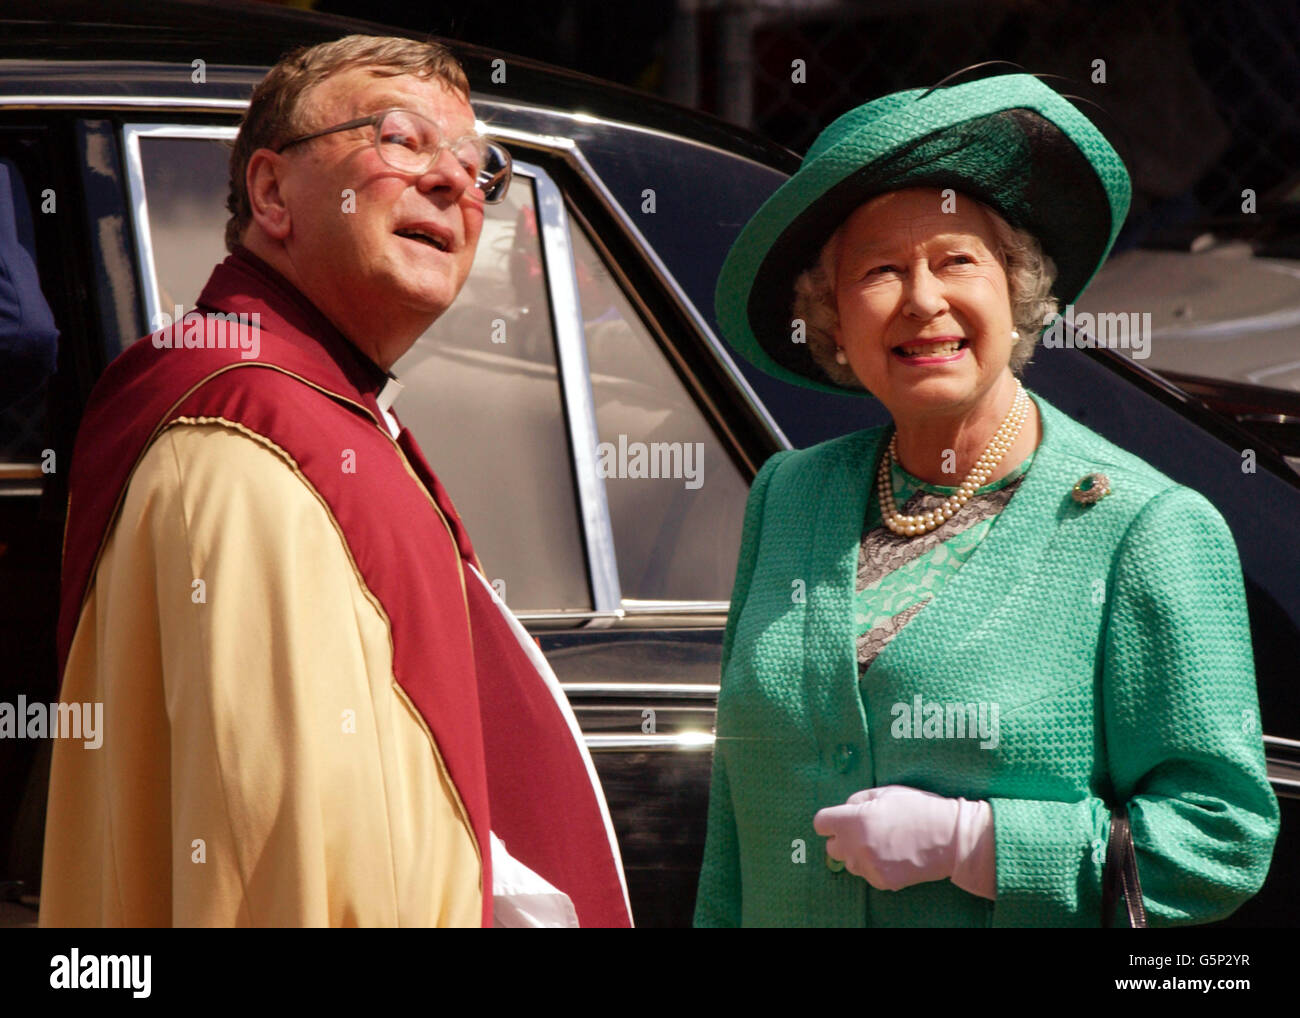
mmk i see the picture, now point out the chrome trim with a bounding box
[0,93,778,171]
[475,99,788,177]
[620,599,730,614]
[565,144,791,451]
[1238,413,1300,426]
[515,608,624,623]
[516,602,729,621]
[120,123,238,330]
[0,464,42,479]
[584,733,715,751]
[527,161,623,615]
[0,95,250,112]
[1265,736,1300,800]
[563,682,720,699]
[473,121,577,153]
[1268,775,1300,798]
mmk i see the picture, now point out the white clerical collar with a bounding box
[377,375,404,439]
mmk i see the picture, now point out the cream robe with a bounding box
[40,422,482,926]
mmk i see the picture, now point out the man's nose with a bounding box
[417,146,474,197]
[902,263,948,319]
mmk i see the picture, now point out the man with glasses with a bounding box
[42,35,631,928]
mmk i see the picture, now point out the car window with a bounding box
[571,222,748,603]
[126,128,591,613]
[126,129,235,327]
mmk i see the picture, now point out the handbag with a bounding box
[1101,805,1147,927]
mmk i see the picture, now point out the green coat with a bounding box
[694,389,1278,927]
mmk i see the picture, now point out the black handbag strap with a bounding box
[1102,807,1148,928]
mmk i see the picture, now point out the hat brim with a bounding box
[715,75,1132,395]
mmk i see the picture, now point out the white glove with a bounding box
[813,784,997,899]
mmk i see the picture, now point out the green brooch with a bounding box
[1071,472,1112,505]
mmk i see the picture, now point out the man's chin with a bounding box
[405,292,457,327]
[377,274,458,323]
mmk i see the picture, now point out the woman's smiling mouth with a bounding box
[892,338,968,363]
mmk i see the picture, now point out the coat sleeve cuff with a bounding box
[988,796,1110,927]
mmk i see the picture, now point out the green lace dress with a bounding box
[857,448,1035,677]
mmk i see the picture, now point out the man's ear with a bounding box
[246,149,292,241]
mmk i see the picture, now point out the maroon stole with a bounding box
[56,249,631,928]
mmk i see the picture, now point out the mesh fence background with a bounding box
[676,0,1299,247]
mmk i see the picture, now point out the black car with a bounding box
[1,0,1297,927]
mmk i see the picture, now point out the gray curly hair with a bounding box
[792,197,1058,387]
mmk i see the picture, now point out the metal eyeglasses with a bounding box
[275,107,512,204]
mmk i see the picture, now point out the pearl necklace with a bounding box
[877,382,1030,538]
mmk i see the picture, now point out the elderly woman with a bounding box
[694,73,1278,927]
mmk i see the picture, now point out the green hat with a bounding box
[715,73,1132,395]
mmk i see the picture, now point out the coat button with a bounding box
[826,853,845,873]
[832,743,858,774]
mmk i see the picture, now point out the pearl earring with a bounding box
[835,347,848,365]
[1010,330,1020,340]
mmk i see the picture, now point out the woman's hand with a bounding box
[813,785,996,898]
